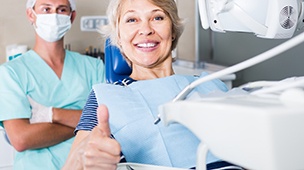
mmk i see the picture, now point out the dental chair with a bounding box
[104,38,132,84]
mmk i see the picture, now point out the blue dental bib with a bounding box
[93,73,227,168]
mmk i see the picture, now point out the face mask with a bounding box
[33,11,71,42]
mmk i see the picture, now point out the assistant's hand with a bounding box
[27,96,53,124]
[83,105,121,170]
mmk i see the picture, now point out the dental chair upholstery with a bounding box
[104,38,132,84]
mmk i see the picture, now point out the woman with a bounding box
[63,0,244,169]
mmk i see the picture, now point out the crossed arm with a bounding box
[3,108,82,152]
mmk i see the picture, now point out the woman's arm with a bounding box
[63,130,90,170]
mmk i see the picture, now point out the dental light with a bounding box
[171,0,304,102]
[199,0,304,39]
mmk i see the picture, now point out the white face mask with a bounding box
[33,11,72,42]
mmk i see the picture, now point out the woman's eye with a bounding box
[126,18,136,23]
[154,16,164,21]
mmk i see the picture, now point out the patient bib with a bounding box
[93,74,227,168]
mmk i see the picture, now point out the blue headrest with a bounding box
[104,39,132,84]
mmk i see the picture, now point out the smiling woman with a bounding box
[63,0,244,169]
[117,0,176,79]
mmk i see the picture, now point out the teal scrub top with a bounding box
[0,50,105,170]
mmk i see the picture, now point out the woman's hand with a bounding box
[83,105,122,170]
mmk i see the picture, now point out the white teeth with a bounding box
[137,43,156,48]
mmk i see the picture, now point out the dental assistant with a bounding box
[0,0,104,169]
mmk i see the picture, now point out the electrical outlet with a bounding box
[80,16,108,32]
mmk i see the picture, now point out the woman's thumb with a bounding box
[97,104,111,137]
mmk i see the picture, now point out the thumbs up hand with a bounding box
[83,104,122,170]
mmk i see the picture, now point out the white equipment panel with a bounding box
[159,94,304,170]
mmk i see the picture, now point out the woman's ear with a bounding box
[172,32,176,41]
[26,8,35,25]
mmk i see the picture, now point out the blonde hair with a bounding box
[100,0,184,51]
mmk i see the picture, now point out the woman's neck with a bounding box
[130,66,175,80]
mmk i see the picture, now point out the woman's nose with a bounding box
[139,21,155,35]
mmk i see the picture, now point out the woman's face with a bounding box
[118,0,174,69]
